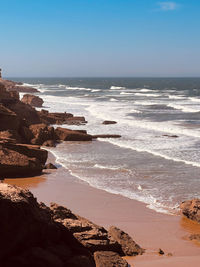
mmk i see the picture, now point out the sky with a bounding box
[0,0,200,77]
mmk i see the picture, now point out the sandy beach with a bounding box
[5,152,200,267]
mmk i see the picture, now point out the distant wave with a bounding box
[110,86,126,90]
[135,93,161,97]
[91,89,101,92]
[168,95,185,100]
[167,103,200,113]
[189,97,200,103]
[66,86,92,91]
[110,98,118,102]
[120,92,133,95]
[139,88,152,92]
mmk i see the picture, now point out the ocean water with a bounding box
[12,77,200,214]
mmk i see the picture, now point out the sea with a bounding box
[11,77,200,214]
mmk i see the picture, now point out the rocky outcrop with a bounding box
[0,142,47,177]
[0,184,130,267]
[21,94,44,107]
[102,121,117,125]
[0,184,95,267]
[0,78,39,92]
[94,251,128,267]
[55,127,93,141]
[108,226,145,256]
[180,199,200,223]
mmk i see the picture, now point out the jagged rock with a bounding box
[21,94,44,107]
[163,134,178,138]
[55,127,92,142]
[0,130,22,143]
[0,104,21,131]
[29,124,55,145]
[39,110,74,125]
[93,135,121,139]
[102,121,117,125]
[0,142,47,177]
[50,203,121,254]
[189,234,200,242]
[44,163,57,169]
[94,251,128,267]
[0,78,39,92]
[108,226,145,256]
[180,199,200,223]
[0,184,95,267]
[158,248,165,255]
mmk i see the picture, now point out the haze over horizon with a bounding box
[1,0,200,77]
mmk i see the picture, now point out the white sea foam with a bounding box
[110,86,126,90]
[120,92,133,95]
[167,103,200,113]
[189,97,200,102]
[168,95,185,100]
[110,98,118,102]
[135,93,161,97]
[139,88,152,92]
[65,86,92,91]
[91,89,101,92]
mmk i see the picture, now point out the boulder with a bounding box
[44,163,57,169]
[0,184,95,267]
[21,94,44,107]
[93,135,121,139]
[0,104,21,131]
[0,142,47,177]
[94,251,128,267]
[55,127,92,142]
[108,226,145,256]
[180,199,200,223]
[102,121,117,125]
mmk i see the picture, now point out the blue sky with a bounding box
[0,0,199,77]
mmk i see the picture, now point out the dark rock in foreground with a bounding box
[21,94,44,107]
[0,184,132,267]
[180,199,200,223]
[108,226,145,256]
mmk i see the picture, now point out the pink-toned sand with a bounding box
[5,154,200,267]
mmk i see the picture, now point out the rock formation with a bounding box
[55,127,93,141]
[102,120,117,125]
[180,199,200,223]
[0,184,135,267]
[21,94,44,107]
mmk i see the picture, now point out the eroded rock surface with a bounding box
[180,199,200,223]
[21,94,44,107]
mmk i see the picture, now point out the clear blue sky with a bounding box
[1,0,199,77]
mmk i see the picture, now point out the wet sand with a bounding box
[5,153,200,267]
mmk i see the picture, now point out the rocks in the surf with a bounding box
[163,134,179,138]
[180,199,200,223]
[44,163,57,169]
[0,184,95,267]
[0,142,47,177]
[102,120,117,125]
[64,116,87,125]
[42,139,56,147]
[55,127,93,141]
[108,226,145,256]
[94,251,128,267]
[21,94,44,107]
[29,123,56,145]
[92,134,121,139]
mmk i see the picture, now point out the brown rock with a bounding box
[180,199,200,223]
[108,226,145,256]
[189,234,200,242]
[0,142,47,177]
[0,184,95,267]
[158,248,165,255]
[55,127,92,142]
[94,251,128,267]
[44,163,57,169]
[93,135,121,139]
[29,124,55,145]
[102,121,117,125]
[42,140,56,147]
[21,94,44,107]
[50,203,121,254]
[0,78,39,92]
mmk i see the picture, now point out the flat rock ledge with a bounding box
[0,184,144,267]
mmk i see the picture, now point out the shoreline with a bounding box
[6,151,200,267]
